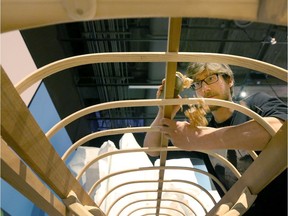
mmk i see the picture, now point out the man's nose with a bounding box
[201,81,211,91]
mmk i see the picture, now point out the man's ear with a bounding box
[228,77,234,88]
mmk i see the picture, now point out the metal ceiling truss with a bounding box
[56,17,287,134]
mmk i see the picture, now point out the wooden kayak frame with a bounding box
[1,1,287,215]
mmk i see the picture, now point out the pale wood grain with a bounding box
[1,67,105,216]
[0,138,66,216]
[16,52,287,95]
[2,0,286,32]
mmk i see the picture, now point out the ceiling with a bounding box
[20,17,287,147]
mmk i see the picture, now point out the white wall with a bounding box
[1,30,40,105]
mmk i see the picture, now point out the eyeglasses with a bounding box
[191,74,222,90]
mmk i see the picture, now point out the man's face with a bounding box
[194,71,233,111]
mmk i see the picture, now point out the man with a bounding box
[144,62,287,215]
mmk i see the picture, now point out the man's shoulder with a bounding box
[243,92,271,101]
[240,92,272,106]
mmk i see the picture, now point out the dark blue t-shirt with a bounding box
[208,92,287,215]
[209,92,287,128]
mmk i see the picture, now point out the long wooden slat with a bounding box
[0,138,66,216]
[2,0,286,32]
[63,191,96,216]
[207,121,287,215]
[47,98,276,143]
[15,52,287,95]
[0,68,105,216]
[258,0,287,25]
[156,17,182,215]
[222,187,257,215]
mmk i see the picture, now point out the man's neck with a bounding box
[212,107,234,123]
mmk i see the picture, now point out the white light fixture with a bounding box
[266,36,277,45]
[240,91,247,98]
[270,37,277,45]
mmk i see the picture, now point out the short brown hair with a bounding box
[186,62,234,81]
[186,62,234,95]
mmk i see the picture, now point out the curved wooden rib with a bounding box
[88,166,227,197]
[98,179,216,207]
[143,213,172,216]
[61,127,156,161]
[247,150,258,160]
[76,145,241,185]
[15,52,287,95]
[116,198,196,216]
[143,214,172,216]
[105,189,207,216]
[53,98,275,197]
[127,206,185,216]
[47,98,276,140]
[62,120,258,165]
[63,121,254,165]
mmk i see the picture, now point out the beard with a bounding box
[204,91,231,112]
[208,104,221,112]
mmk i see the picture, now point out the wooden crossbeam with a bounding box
[2,0,286,32]
[0,67,105,216]
[156,17,182,216]
[0,139,66,216]
[258,0,287,25]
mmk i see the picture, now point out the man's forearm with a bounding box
[212,117,283,150]
[214,121,270,150]
[143,109,164,156]
[160,117,284,151]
